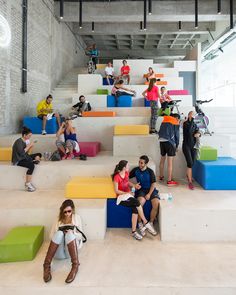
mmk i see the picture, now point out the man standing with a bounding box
[129,155,159,236]
[158,114,180,186]
[120,60,130,84]
[37,94,61,135]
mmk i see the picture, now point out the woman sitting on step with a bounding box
[112,160,155,241]
[43,199,84,284]
[11,126,42,192]
[56,118,80,160]
[111,80,136,107]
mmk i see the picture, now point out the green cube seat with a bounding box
[97,89,109,95]
[0,226,44,263]
[199,146,218,161]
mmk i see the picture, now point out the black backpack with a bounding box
[50,150,61,161]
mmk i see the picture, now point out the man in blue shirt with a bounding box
[129,155,159,236]
[86,44,99,70]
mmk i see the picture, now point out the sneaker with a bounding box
[42,130,47,135]
[138,222,146,237]
[159,176,164,181]
[167,180,178,187]
[145,222,157,236]
[66,154,74,160]
[188,182,194,190]
[149,129,158,134]
[132,231,143,241]
[25,183,36,192]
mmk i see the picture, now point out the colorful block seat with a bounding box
[66,177,116,199]
[103,78,114,85]
[0,226,44,263]
[23,117,58,134]
[144,81,167,85]
[114,125,149,135]
[198,146,218,161]
[143,73,164,78]
[97,89,109,95]
[167,90,189,95]
[107,198,152,228]
[82,111,116,117]
[77,142,100,157]
[193,157,236,190]
[107,95,132,107]
[0,147,12,161]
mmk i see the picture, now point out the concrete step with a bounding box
[0,189,107,240]
[0,152,156,190]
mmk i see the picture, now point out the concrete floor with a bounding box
[1,228,236,295]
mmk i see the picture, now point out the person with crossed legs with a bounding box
[129,155,159,236]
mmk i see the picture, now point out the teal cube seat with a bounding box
[97,89,109,95]
[199,146,218,161]
[0,226,44,263]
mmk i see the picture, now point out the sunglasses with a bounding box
[63,210,72,214]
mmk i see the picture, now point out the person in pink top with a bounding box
[142,78,161,134]
[120,60,131,84]
[112,160,154,241]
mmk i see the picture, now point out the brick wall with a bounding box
[0,0,86,134]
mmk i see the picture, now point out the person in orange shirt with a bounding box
[120,60,131,84]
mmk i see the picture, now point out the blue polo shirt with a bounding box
[129,167,156,189]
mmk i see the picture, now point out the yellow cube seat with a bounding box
[0,147,12,161]
[114,125,149,135]
[66,177,116,199]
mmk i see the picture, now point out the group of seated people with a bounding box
[104,60,131,85]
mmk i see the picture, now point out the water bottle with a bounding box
[131,187,135,193]
[167,193,173,202]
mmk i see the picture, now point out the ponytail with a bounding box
[147,78,156,92]
[111,160,128,180]
[22,126,32,136]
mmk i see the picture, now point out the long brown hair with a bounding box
[111,160,128,180]
[147,78,156,92]
[58,199,75,222]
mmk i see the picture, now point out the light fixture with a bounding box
[195,0,198,29]
[140,21,143,31]
[217,0,221,14]
[148,0,152,15]
[79,0,82,29]
[178,21,182,31]
[60,0,64,19]
[144,0,147,30]
[92,21,94,32]
[230,0,233,30]
[0,14,11,48]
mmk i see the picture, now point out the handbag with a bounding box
[58,225,87,243]
[50,150,61,161]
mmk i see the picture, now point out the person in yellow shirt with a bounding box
[37,94,61,135]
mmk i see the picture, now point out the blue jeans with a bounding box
[52,231,77,260]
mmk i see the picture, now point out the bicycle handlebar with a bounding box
[171,100,182,103]
[196,99,213,104]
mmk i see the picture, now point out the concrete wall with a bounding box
[0,0,86,135]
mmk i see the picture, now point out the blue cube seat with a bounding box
[107,95,132,107]
[23,116,58,134]
[103,78,114,85]
[107,198,152,228]
[193,157,236,190]
[145,99,150,107]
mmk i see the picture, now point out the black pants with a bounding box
[119,197,140,214]
[182,145,196,168]
[17,153,42,175]
[92,57,98,69]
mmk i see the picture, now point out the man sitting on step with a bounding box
[129,155,159,236]
[37,94,61,135]
[69,95,92,119]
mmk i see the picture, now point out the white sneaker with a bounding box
[42,130,47,135]
[132,231,143,241]
[145,222,157,236]
[25,183,36,192]
[138,222,146,236]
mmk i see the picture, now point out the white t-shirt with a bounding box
[105,66,114,76]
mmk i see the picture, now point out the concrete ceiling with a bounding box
[54,0,235,61]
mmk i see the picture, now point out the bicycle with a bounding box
[157,100,185,121]
[194,99,213,135]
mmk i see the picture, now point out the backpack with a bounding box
[50,150,61,161]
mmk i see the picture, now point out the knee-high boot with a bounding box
[43,241,59,283]
[65,239,80,283]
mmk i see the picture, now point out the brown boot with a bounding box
[43,241,59,283]
[65,239,80,284]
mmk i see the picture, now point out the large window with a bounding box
[200,38,236,107]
